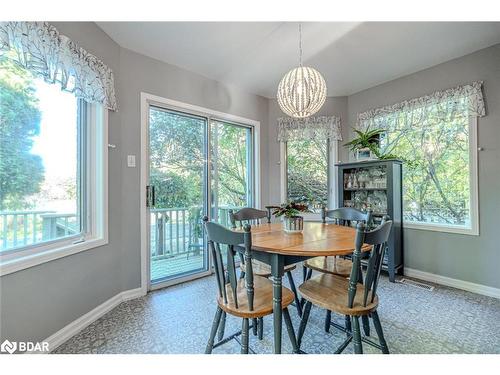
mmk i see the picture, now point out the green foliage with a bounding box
[344,128,384,152]
[149,108,204,210]
[0,56,44,210]
[150,171,199,209]
[380,106,471,225]
[148,109,250,211]
[344,128,398,160]
[287,138,328,208]
[272,201,310,218]
[211,122,249,207]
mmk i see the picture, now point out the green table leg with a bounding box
[271,254,284,354]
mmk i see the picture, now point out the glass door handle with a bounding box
[146,185,156,207]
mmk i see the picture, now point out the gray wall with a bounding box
[347,44,500,289]
[0,22,270,344]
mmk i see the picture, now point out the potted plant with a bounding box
[344,128,397,160]
[272,202,310,233]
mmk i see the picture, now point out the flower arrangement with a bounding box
[272,201,310,218]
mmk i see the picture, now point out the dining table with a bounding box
[237,221,372,354]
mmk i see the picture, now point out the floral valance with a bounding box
[277,115,342,142]
[356,81,485,130]
[0,22,117,111]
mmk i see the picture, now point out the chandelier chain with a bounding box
[299,23,303,67]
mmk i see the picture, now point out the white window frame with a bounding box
[0,103,109,276]
[402,117,479,235]
[280,139,339,221]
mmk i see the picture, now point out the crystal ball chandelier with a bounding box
[277,24,327,118]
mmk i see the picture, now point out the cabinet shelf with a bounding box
[344,187,387,191]
[337,159,403,282]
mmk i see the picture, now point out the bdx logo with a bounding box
[1,340,17,354]
[1,339,49,353]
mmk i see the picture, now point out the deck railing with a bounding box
[1,206,241,254]
[0,210,80,250]
[150,206,240,259]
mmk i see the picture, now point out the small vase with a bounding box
[283,216,304,234]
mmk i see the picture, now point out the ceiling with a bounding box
[97,22,500,98]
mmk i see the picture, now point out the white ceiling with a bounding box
[97,22,500,98]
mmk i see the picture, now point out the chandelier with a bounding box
[277,24,327,119]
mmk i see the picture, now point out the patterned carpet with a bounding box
[53,271,500,354]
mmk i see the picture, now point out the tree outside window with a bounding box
[286,138,328,211]
[378,100,473,228]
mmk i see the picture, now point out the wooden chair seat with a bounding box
[304,256,352,277]
[298,274,378,317]
[240,259,296,278]
[218,276,294,318]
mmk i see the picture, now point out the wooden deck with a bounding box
[150,252,206,282]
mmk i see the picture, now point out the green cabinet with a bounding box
[336,159,403,281]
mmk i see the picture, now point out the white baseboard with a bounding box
[32,269,498,353]
[42,287,145,353]
[404,268,500,299]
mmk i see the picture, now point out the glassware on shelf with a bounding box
[359,169,371,189]
[345,172,355,189]
[353,191,368,210]
[343,166,389,214]
[372,190,387,214]
[370,166,387,189]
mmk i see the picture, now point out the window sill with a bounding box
[404,221,479,236]
[301,213,323,222]
[0,237,108,276]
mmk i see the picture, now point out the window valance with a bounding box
[0,22,117,111]
[277,115,342,142]
[356,81,485,131]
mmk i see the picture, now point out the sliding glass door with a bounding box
[148,107,208,285]
[147,107,255,287]
[210,120,254,226]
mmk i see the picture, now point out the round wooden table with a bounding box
[241,222,371,354]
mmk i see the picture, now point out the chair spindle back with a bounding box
[203,216,254,310]
[229,207,270,229]
[322,207,372,227]
[348,216,393,309]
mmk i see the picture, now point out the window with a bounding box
[282,139,337,215]
[378,99,479,234]
[278,115,342,215]
[0,55,108,273]
[210,119,255,213]
[286,138,328,212]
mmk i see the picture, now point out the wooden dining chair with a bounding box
[303,207,372,280]
[303,207,372,333]
[229,208,302,314]
[297,218,393,354]
[222,207,301,342]
[229,207,271,228]
[203,217,299,354]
